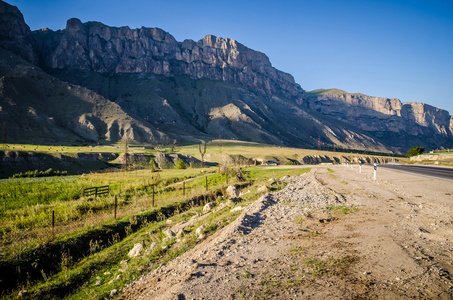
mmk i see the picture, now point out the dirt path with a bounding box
[119,166,453,299]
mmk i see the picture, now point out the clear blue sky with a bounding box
[8,0,453,114]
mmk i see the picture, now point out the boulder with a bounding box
[128,243,144,258]
[162,228,176,238]
[203,202,216,212]
[226,185,239,198]
[230,206,243,212]
[196,224,208,237]
[257,185,268,193]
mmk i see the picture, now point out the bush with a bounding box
[10,169,69,179]
[407,146,425,157]
[175,159,187,170]
[149,159,158,172]
[158,160,174,169]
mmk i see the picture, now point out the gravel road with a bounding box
[119,166,453,299]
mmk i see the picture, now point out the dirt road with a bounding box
[119,165,453,299]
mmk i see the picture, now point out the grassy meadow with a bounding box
[0,146,311,299]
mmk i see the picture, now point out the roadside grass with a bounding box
[304,256,356,277]
[1,165,310,299]
[326,205,356,215]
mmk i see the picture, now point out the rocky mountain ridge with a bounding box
[305,89,453,148]
[32,18,304,104]
[1,0,452,152]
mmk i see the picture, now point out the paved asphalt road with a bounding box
[380,164,453,181]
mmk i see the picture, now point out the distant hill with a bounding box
[1,0,452,152]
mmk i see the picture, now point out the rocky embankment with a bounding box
[410,153,453,162]
[0,150,203,178]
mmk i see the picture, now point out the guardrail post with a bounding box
[373,163,377,181]
[359,163,362,173]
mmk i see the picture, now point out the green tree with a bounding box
[175,158,187,170]
[149,159,157,172]
[407,146,425,157]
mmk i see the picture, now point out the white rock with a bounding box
[203,202,216,212]
[226,185,239,198]
[110,289,118,296]
[128,243,144,258]
[196,224,208,236]
[257,185,268,193]
[230,206,243,212]
[162,228,176,238]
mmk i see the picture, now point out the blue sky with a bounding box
[8,0,453,114]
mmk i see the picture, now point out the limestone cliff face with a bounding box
[0,1,35,63]
[32,18,304,102]
[305,89,453,149]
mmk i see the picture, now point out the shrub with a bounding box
[175,159,187,170]
[149,159,158,172]
[407,146,425,157]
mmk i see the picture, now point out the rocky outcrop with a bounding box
[32,18,304,102]
[0,150,117,178]
[0,1,35,63]
[305,89,453,150]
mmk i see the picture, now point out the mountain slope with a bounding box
[0,47,172,145]
[50,69,392,151]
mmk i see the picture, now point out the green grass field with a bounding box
[0,160,310,299]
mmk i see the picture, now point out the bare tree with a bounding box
[198,141,207,165]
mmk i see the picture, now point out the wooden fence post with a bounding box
[52,210,55,229]
[114,195,117,220]
[205,176,208,191]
